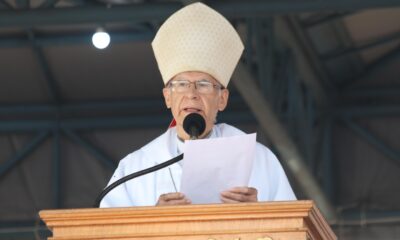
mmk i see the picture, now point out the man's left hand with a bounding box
[220,187,258,203]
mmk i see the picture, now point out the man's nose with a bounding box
[185,83,199,97]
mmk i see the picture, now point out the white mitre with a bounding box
[151,2,244,87]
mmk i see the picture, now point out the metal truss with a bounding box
[320,31,400,61]
[0,131,50,178]
[0,1,398,28]
[237,4,400,225]
[0,0,400,28]
[340,118,400,167]
[0,220,50,239]
[277,5,400,195]
[27,29,62,104]
[239,16,337,220]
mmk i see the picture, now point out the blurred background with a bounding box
[0,0,399,239]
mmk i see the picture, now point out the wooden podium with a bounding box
[39,200,336,240]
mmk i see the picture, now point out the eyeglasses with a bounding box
[167,79,223,94]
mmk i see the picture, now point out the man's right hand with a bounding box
[156,192,191,206]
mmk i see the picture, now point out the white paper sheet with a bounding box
[180,133,256,204]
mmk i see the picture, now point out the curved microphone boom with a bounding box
[183,113,206,139]
[94,113,206,207]
[94,153,183,207]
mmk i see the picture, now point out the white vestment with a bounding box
[100,123,296,207]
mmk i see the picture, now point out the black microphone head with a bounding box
[183,113,206,139]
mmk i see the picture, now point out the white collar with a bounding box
[176,127,217,155]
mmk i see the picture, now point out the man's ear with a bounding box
[162,88,171,109]
[218,88,229,111]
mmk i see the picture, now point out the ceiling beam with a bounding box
[335,104,400,117]
[62,128,117,170]
[342,44,400,89]
[0,131,50,178]
[15,0,29,9]
[0,0,14,9]
[0,0,400,28]
[341,118,400,168]
[301,12,353,28]
[275,16,331,107]
[338,210,400,226]
[28,30,62,104]
[0,111,256,132]
[0,96,246,116]
[340,87,400,98]
[320,31,400,61]
[0,31,154,48]
[0,2,181,28]
[38,0,60,8]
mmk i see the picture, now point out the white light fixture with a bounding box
[92,28,111,49]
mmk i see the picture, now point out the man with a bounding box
[100,2,296,208]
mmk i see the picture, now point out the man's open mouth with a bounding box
[183,107,202,113]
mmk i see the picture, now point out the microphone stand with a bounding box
[94,153,183,207]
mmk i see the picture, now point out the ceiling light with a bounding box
[92,28,111,49]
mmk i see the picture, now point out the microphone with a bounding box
[183,113,206,139]
[94,113,206,207]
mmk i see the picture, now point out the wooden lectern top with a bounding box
[40,200,336,240]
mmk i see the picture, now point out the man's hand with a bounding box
[220,187,258,203]
[156,192,191,206]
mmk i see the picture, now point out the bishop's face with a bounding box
[162,71,229,140]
